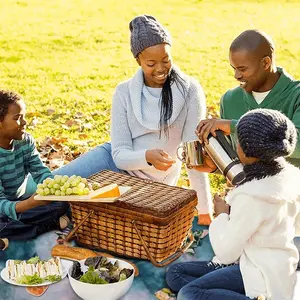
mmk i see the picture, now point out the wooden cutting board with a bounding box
[34,186,131,202]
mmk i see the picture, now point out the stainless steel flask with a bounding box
[204,131,245,185]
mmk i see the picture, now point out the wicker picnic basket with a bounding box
[67,170,197,267]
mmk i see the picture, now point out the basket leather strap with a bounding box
[65,210,94,242]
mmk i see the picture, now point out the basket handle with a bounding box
[132,220,194,267]
[65,210,94,242]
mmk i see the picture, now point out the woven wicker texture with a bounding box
[88,170,197,218]
[70,170,198,264]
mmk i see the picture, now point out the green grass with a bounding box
[1,0,300,192]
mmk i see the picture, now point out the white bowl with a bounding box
[68,258,134,300]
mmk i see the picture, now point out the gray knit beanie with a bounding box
[237,109,297,161]
[129,15,171,58]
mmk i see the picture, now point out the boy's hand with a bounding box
[29,197,52,207]
[146,149,176,171]
[213,194,230,217]
[15,194,51,213]
[196,118,231,145]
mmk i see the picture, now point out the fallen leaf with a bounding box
[79,134,88,139]
[48,151,64,160]
[65,120,76,127]
[49,158,65,169]
[47,108,55,115]
[51,137,69,144]
[74,112,84,118]
[36,135,89,171]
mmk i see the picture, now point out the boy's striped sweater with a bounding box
[0,133,52,220]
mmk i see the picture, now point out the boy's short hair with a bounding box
[0,90,22,121]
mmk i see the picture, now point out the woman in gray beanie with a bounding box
[51,15,212,224]
[166,108,300,300]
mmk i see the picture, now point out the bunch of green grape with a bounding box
[36,175,90,196]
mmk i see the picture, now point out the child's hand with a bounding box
[31,198,52,207]
[16,194,51,213]
[213,194,230,217]
[28,194,51,205]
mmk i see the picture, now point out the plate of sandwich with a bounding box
[1,256,67,287]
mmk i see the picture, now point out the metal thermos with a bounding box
[204,131,245,185]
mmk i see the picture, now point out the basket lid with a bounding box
[88,170,197,218]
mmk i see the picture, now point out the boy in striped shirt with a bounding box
[0,90,69,240]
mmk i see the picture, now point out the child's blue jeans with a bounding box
[0,201,69,240]
[0,173,69,240]
[166,261,253,300]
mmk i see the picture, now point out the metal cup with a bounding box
[177,140,204,167]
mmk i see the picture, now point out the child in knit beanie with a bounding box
[236,108,297,182]
[166,108,300,300]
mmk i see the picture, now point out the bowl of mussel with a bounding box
[68,256,134,300]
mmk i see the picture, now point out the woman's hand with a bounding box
[146,149,176,171]
[196,118,231,145]
[213,194,230,217]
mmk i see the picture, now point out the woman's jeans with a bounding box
[166,261,253,300]
[26,142,123,193]
[54,142,122,177]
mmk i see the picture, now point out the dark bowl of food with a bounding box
[68,256,134,300]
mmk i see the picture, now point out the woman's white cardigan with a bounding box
[110,67,212,214]
[210,164,300,300]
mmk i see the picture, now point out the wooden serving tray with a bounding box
[34,186,131,203]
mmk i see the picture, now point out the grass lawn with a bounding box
[0,0,300,191]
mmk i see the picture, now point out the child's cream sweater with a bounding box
[210,163,300,300]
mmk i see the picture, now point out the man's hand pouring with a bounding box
[196,118,232,145]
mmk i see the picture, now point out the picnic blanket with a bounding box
[0,217,299,300]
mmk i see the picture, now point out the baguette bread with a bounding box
[51,245,139,276]
[51,245,98,261]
